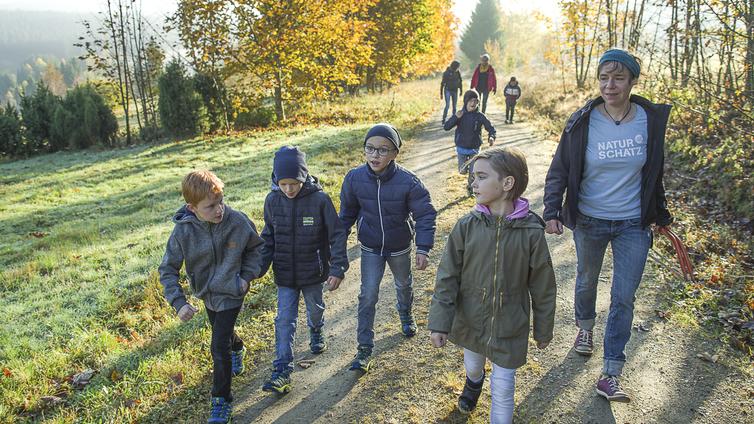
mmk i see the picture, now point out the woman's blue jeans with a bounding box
[573,213,652,376]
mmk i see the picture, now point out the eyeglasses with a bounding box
[364,145,396,156]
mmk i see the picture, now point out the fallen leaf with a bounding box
[656,309,671,319]
[124,398,141,408]
[110,369,122,382]
[170,372,184,386]
[30,231,48,238]
[297,359,316,369]
[40,396,64,407]
[72,369,95,388]
[2,367,11,378]
[696,352,719,363]
[126,243,137,249]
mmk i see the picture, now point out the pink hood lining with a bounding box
[474,197,530,220]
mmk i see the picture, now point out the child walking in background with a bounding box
[340,123,437,372]
[443,89,496,196]
[159,170,265,424]
[260,146,349,394]
[503,77,521,124]
[428,147,556,423]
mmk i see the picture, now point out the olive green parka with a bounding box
[428,208,556,369]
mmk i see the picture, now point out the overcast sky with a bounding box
[0,0,561,25]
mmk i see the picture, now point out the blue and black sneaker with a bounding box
[399,311,417,337]
[309,327,327,354]
[207,397,232,424]
[262,368,292,394]
[349,345,373,372]
[230,346,246,376]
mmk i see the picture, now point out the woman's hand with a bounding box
[545,219,563,235]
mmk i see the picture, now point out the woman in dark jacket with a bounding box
[440,60,463,125]
[543,49,673,403]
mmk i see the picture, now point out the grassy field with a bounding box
[0,78,441,422]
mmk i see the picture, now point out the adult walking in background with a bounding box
[470,54,497,114]
[543,49,674,403]
[503,77,521,124]
[440,60,463,125]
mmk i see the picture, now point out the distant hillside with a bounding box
[0,10,90,72]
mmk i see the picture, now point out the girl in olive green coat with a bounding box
[428,147,556,423]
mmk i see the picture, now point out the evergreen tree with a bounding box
[50,85,118,150]
[20,81,60,152]
[459,0,503,62]
[0,103,22,156]
[158,59,208,137]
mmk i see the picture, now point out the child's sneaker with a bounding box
[574,328,593,356]
[262,368,292,394]
[207,397,232,424]
[349,345,373,372]
[458,372,485,414]
[230,346,246,376]
[399,311,417,337]
[596,375,630,402]
[309,327,327,354]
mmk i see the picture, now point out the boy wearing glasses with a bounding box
[339,123,437,372]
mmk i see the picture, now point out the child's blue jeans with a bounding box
[443,89,458,123]
[357,250,413,348]
[273,284,325,372]
[572,213,652,376]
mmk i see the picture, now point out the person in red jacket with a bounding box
[470,54,497,114]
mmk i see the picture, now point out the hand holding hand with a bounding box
[430,332,448,348]
[177,304,198,322]
[325,276,343,291]
[544,219,563,235]
[416,253,429,270]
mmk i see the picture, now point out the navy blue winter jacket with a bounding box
[443,110,496,150]
[339,161,437,257]
[260,176,349,288]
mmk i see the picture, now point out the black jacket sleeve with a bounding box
[543,129,570,222]
[654,155,673,226]
[443,113,459,131]
[323,194,349,278]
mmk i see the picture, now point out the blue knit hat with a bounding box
[599,49,640,79]
[273,146,308,183]
[364,123,401,150]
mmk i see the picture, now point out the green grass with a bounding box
[0,78,440,422]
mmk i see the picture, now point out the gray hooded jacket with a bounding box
[158,204,265,312]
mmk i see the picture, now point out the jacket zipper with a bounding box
[487,217,502,352]
[316,249,323,276]
[208,223,217,307]
[292,197,298,283]
[377,178,385,256]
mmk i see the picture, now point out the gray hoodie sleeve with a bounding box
[239,217,265,285]
[158,229,189,313]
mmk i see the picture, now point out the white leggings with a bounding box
[464,348,516,424]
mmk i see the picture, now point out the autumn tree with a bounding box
[230,0,374,120]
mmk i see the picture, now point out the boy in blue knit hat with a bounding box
[260,146,349,394]
[339,123,437,372]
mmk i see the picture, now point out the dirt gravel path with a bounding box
[232,101,753,423]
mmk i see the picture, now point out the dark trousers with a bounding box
[506,102,516,122]
[479,89,490,113]
[207,307,244,401]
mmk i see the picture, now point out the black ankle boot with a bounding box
[458,372,484,414]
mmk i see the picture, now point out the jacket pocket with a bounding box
[496,296,530,338]
[457,286,486,333]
